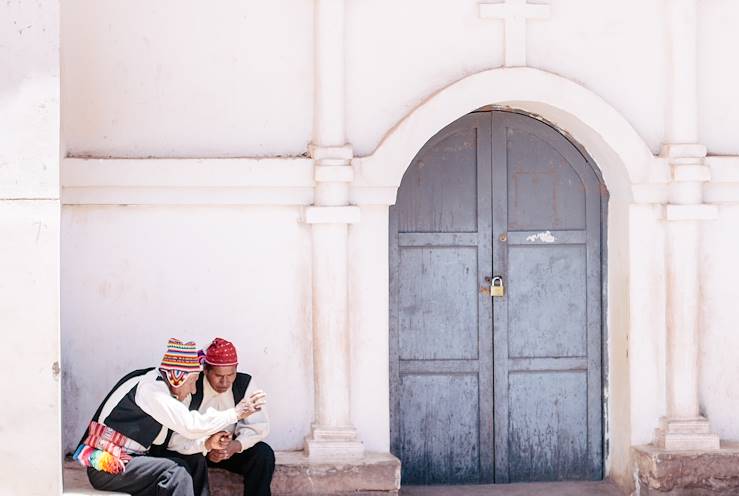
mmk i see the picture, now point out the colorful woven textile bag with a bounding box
[73,421,135,474]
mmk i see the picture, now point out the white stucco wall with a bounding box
[347,0,668,157]
[627,206,667,444]
[701,204,739,441]
[0,1,61,495]
[61,0,314,158]
[60,0,739,160]
[698,0,739,155]
[61,206,314,454]
[55,0,739,493]
[349,205,391,453]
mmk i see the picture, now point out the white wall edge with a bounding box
[704,156,739,205]
[60,155,739,206]
[62,157,315,187]
[62,187,315,206]
[706,156,739,182]
[61,157,315,205]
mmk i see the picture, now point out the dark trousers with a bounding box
[208,442,275,496]
[150,448,210,496]
[87,454,205,496]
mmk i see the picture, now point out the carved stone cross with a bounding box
[479,0,550,67]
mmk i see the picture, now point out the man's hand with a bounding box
[207,440,242,463]
[235,390,267,420]
[204,431,230,451]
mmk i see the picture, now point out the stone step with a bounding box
[64,451,400,496]
[633,442,739,495]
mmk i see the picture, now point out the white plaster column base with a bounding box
[655,417,720,451]
[305,426,365,459]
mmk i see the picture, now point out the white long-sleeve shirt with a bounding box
[106,369,240,450]
[167,376,270,455]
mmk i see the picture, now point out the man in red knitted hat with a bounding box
[164,337,274,496]
[75,338,260,496]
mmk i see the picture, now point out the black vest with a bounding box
[156,372,252,450]
[80,368,167,449]
[190,372,252,411]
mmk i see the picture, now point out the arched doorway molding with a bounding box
[354,66,662,202]
[349,67,663,488]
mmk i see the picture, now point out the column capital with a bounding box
[661,143,712,205]
[315,165,354,183]
[309,143,354,161]
[660,143,707,160]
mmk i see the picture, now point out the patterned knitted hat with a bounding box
[159,338,203,388]
[204,337,238,367]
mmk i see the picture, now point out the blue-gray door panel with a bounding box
[399,247,479,360]
[399,374,481,484]
[508,370,590,481]
[507,244,587,359]
[390,110,604,485]
[396,125,479,233]
[390,112,494,484]
[492,111,603,482]
[506,127,587,230]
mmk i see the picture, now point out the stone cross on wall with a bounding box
[479,0,550,67]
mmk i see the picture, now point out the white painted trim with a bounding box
[63,187,315,206]
[672,165,711,182]
[349,186,398,206]
[309,144,354,161]
[665,204,719,221]
[661,143,707,158]
[354,67,655,196]
[61,157,314,205]
[704,157,739,204]
[633,184,670,205]
[62,157,313,187]
[57,129,739,208]
[706,156,739,182]
[704,184,739,204]
[315,165,354,183]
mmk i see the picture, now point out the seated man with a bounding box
[74,338,258,496]
[163,337,274,496]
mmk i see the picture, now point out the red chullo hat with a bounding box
[205,337,238,366]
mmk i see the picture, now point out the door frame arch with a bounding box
[347,67,667,487]
[388,108,608,483]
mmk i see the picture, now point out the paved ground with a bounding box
[400,481,626,496]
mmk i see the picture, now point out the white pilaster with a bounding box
[665,0,698,144]
[0,1,62,494]
[304,0,364,459]
[313,0,346,147]
[479,0,550,67]
[655,0,719,451]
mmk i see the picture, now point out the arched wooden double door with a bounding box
[389,110,605,484]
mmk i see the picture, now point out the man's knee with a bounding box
[162,463,194,489]
[252,442,275,465]
[189,453,208,471]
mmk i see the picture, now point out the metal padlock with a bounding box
[490,276,504,297]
